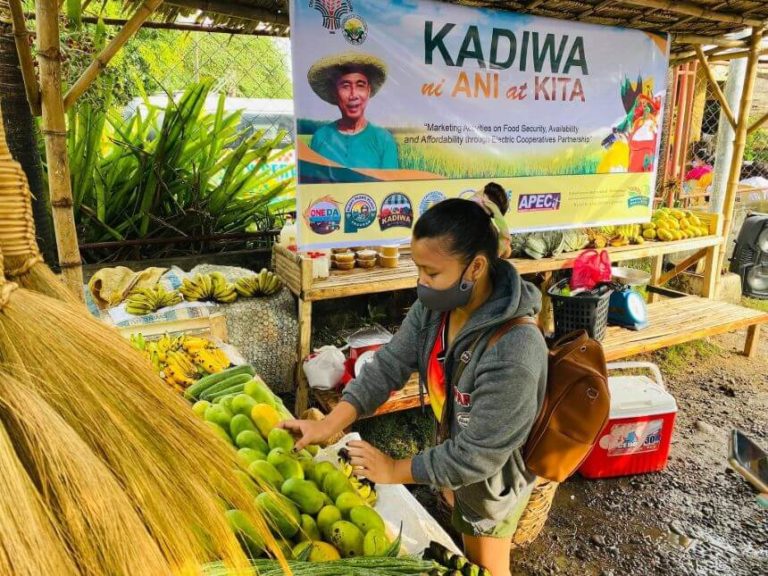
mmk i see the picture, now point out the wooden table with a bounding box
[275,211,729,415]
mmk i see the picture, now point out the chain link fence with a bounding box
[664,59,768,209]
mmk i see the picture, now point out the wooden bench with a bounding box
[312,294,767,418]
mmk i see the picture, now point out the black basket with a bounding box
[548,279,612,341]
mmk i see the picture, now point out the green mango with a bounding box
[299,458,315,477]
[336,492,366,518]
[322,470,355,502]
[244,378,276,407]
[204,421,232,444]
[204,404,232,429]
[292,541,341,562]
[316,505,342,541]
[281,478,325,515]
[192,400,211,419]
[216,395,235,411]
[237,448,266,468]
[363,529,390,557]
[328,520,365,558]
[267,449,304,481]
[349,506,385,534]
[231,393,258,417]
[230,414,257,439]
[297,514,321,542]
[255,492,300,539]
[308,461,336,487]
[226,509,265,556]
[247,460,284,490]
[236,430,269,454]
[268,428,295,452]
[306,445,320,457]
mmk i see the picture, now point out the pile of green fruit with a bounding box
[190,367,391,562]
[235,269,283,298]
[125,286,183,316]
[423,541,492,576]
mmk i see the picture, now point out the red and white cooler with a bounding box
[580,361,677,479]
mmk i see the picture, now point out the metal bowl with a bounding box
[611,266,651,286]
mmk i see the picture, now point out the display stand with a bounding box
[275,210,766,416]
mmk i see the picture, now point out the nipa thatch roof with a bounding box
[125,0,768,52]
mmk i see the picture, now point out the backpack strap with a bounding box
[487,315,541,349]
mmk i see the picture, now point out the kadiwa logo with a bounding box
[309,0,353,33]
[342,14,368,45]
[517,193,561,212]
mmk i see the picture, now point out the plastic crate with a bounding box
[548,279,611,341]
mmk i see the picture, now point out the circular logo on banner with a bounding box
[344,194,377,233]
[379,193,414,231]
[305,196,341,235]
[419,191,446,216]
[342,14,368,45]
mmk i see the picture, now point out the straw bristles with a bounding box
[0,420,80,576]
[0,369,173,575]
[0,109,80,304]
[0,251,285,572]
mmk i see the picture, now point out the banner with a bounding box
[290,0,669,249]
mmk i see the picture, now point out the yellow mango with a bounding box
[251,404,282,437]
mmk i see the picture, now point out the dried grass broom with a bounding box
[0,255,286,574]
[0,105,80,304]
[0,419,80,576]
[0,369,173,575]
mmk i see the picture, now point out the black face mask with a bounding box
[416,259,475,312]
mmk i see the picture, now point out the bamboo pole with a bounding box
[35,0,82,297]
[708,47,768,63]
[25,13,288,37]
[671,44,732,67]
[63,0,164,110]
[673,34,748,48]
[717,28,763,278]
[6,0,40,115]
[617,0,765,27]
[694,46,737,130]
[747,111,768,135]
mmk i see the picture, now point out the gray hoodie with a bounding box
[342,261,548,532]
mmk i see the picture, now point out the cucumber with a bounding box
[207,383,247,401]
[200,374,253,401]
[184,364,255,400]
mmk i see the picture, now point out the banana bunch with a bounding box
[125,286,183,315]
[129,333,230,393]
[337,449,378,507]
[587,224,645,249]
[192,347,230,374]
[180,272,238,304]
[234,269,282,298]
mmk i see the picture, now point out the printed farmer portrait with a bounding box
[307,52,399,170]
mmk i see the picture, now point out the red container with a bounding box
[347,326,392,361]
[580,362,677,479]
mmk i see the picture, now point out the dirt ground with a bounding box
[412,327,768,576]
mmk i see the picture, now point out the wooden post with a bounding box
[648,255,664,303]
[294,256,314,416]
[717,29,764,279]
[35,0,83,297]
[744,324,761,358]
[63,0,164,110]
[6,0,40,115]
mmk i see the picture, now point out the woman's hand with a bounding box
[346,440,414,485]
[279,419,336,451]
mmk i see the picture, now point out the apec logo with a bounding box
[517,193,561,212]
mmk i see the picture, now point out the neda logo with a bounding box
[517,193,561,212]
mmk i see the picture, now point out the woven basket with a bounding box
[510,477,558,548]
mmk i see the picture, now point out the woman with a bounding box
[282,189,547,576]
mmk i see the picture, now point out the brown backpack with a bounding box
[489,317,611,482]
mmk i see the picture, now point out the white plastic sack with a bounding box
[316,433,461,556]
[303,346,346,391]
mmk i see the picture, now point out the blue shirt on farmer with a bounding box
[310,122,399,170]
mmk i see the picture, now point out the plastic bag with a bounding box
[302,346,346,391]
[571,249,612,290]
